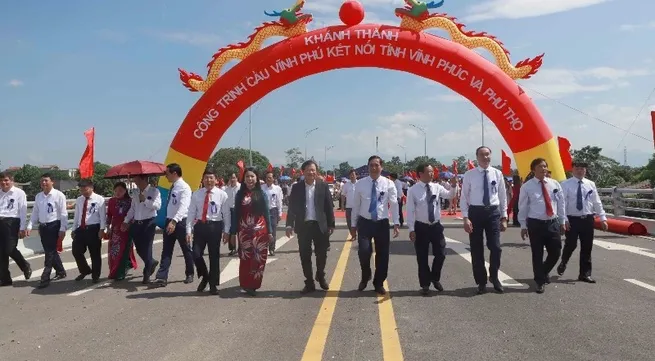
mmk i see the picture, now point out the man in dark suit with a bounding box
[286,160,335,294]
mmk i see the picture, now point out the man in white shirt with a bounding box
[153,163,194,286]
[187,169,231,295]
[26,173,69,289]
[460,146,508,294]
[518,158,566,294]
[389,173,405,227]
[225,173,240,256]
[0,172,32,286]
[557,161,608,283]
[340,169,358,235]
[122,175,161,284]
[406,164,458,295]
[350,156,400,295]
[262,171,283,255]
[71,179,106,283]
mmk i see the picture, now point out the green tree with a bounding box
[385,156,405,175]
[571,146,623,187]
[337,161,353,177]
[12,165,72,199]
[284,147,304,169]
[73,162,113,197]
[208,147,270,180]
[639,154,655,187]
[405,156,440,173]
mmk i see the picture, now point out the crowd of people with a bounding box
[0,146,607,296]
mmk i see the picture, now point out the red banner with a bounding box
[78,127,95,179]
[557,136,572,171]
[452,160,458,175]
[501,150,511,175]
[237,160,245,179]
[467,160,475,170]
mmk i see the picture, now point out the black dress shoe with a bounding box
[477,284,487,295]
[92,278,100,284]
[491,279,504,293]
[357,280,368,291]
[244,288,257,296]
[544,275,551,285]
[556,263,566,276]
[578,275,596,283]
[152,279,167,287]
[184,275,194,284]
[432,281,444,292]
[536,284,545,294]
[316,278,329,290]
[302,284,316,294]
[75,273,89,281]
[197,277,208,292]
[420,287,430,296]
[37,280,50,289]
[0,280,12,287]
[24,264,32,280]
[53,273,67,280]
[374,286,387,295]
[209,286,219,295]
[269,250,275,256]
[142,275,150,284]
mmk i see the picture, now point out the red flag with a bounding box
[78,127,95,179]
[501,150,512,175]
[651,111,655,148]
[452,160,458,175]
[467,160,475,170]
[557,136,572,171]
[441,164,448,172]
[291,168,296,177]
[267,163,273,172]
[410,170,417,179]
[236,160,245,179]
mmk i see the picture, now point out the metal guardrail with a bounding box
[597,188,655,217]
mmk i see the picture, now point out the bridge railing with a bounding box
[597,188,655,218]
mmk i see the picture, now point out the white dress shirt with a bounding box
[517,177,566,229]
[72,193,106,230]
[561,177,607,221]
[166,178,192,222]
[406,180,458,232]
[124,185,161,223]
[27,188,68,232]
[225,183,240,209]
[186,186,231,235]
[460,166,508,218]
[394,179,404,199]
[0,186,28,230]
[304,181,317,221]
[341,180,357,207]
[351,176,399,227]
[262,183,283,210]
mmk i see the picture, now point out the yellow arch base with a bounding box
[157,148,207,190]
[513,137,566,181]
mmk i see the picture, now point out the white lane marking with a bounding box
[445,237,526,288]
[69,236,294,295]
[624,279,655,293]
[594,239,655,260]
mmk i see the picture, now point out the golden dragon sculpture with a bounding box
[395,0,544,79]
[178,0,312,92]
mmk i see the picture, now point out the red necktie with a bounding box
[540,180,554,217]
[81,197,89,228]
[200,190,211,222]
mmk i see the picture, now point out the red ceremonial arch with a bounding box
[156,0,566,225]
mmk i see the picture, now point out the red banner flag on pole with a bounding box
[441,164,448,172]
[501,150,511,175]
[452,160,458,175]
[267,163,273,172]
[78,127,95,179]
[557,136,573,171]
[467,160,475,170]
[237,160,245,179]
[651,111,655,148]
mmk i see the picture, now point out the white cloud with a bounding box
[465,0,611,22]
[7,79,23,87]
[619,21,655,31]
[519,66,651,98]
[146,30,222,47]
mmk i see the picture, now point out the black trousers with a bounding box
[0,217,28,282]
[413,221,446,288]
[357,217,390,287]
[193,221,222,287]
[526,218,562,286]
[297,221,329,286]
[398,198,404,226]
[39,220,66,281]
[228,208,238,252]
[467,206,502,285]
[156,218,194,280]
[561,215,595,277]
[72,224,102,279]
[512,199,520,226]
[129,218,156,276]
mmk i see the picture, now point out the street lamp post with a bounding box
[324,145,334,169]
[304,127,319,160]
[409,124,427,158]
[397,144,407,173]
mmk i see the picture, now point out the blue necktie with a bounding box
[368,180,378,221]
[576,180,583,211]
[482,170,490,206]
[426,184,435,223]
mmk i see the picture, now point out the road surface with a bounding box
[1,227,654,361]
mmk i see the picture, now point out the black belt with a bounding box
[417,220,440,226]
[134,217,154,225]
[0,216,18,221]
[568,215,594,220]
[527,217,558,224]
[197,220,223,224]
[470,205,498,210]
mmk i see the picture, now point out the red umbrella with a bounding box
[104,160,166,179]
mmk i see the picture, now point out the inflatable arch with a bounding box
[156,0,565,224]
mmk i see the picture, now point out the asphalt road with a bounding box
[1,227,654,361]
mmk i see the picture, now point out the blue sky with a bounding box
[1,0,654,171]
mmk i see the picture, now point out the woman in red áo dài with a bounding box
[230,168,273,296]
[106,182,138,280]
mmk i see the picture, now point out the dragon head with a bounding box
[264,0,313,29]
[395,0,445,20]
